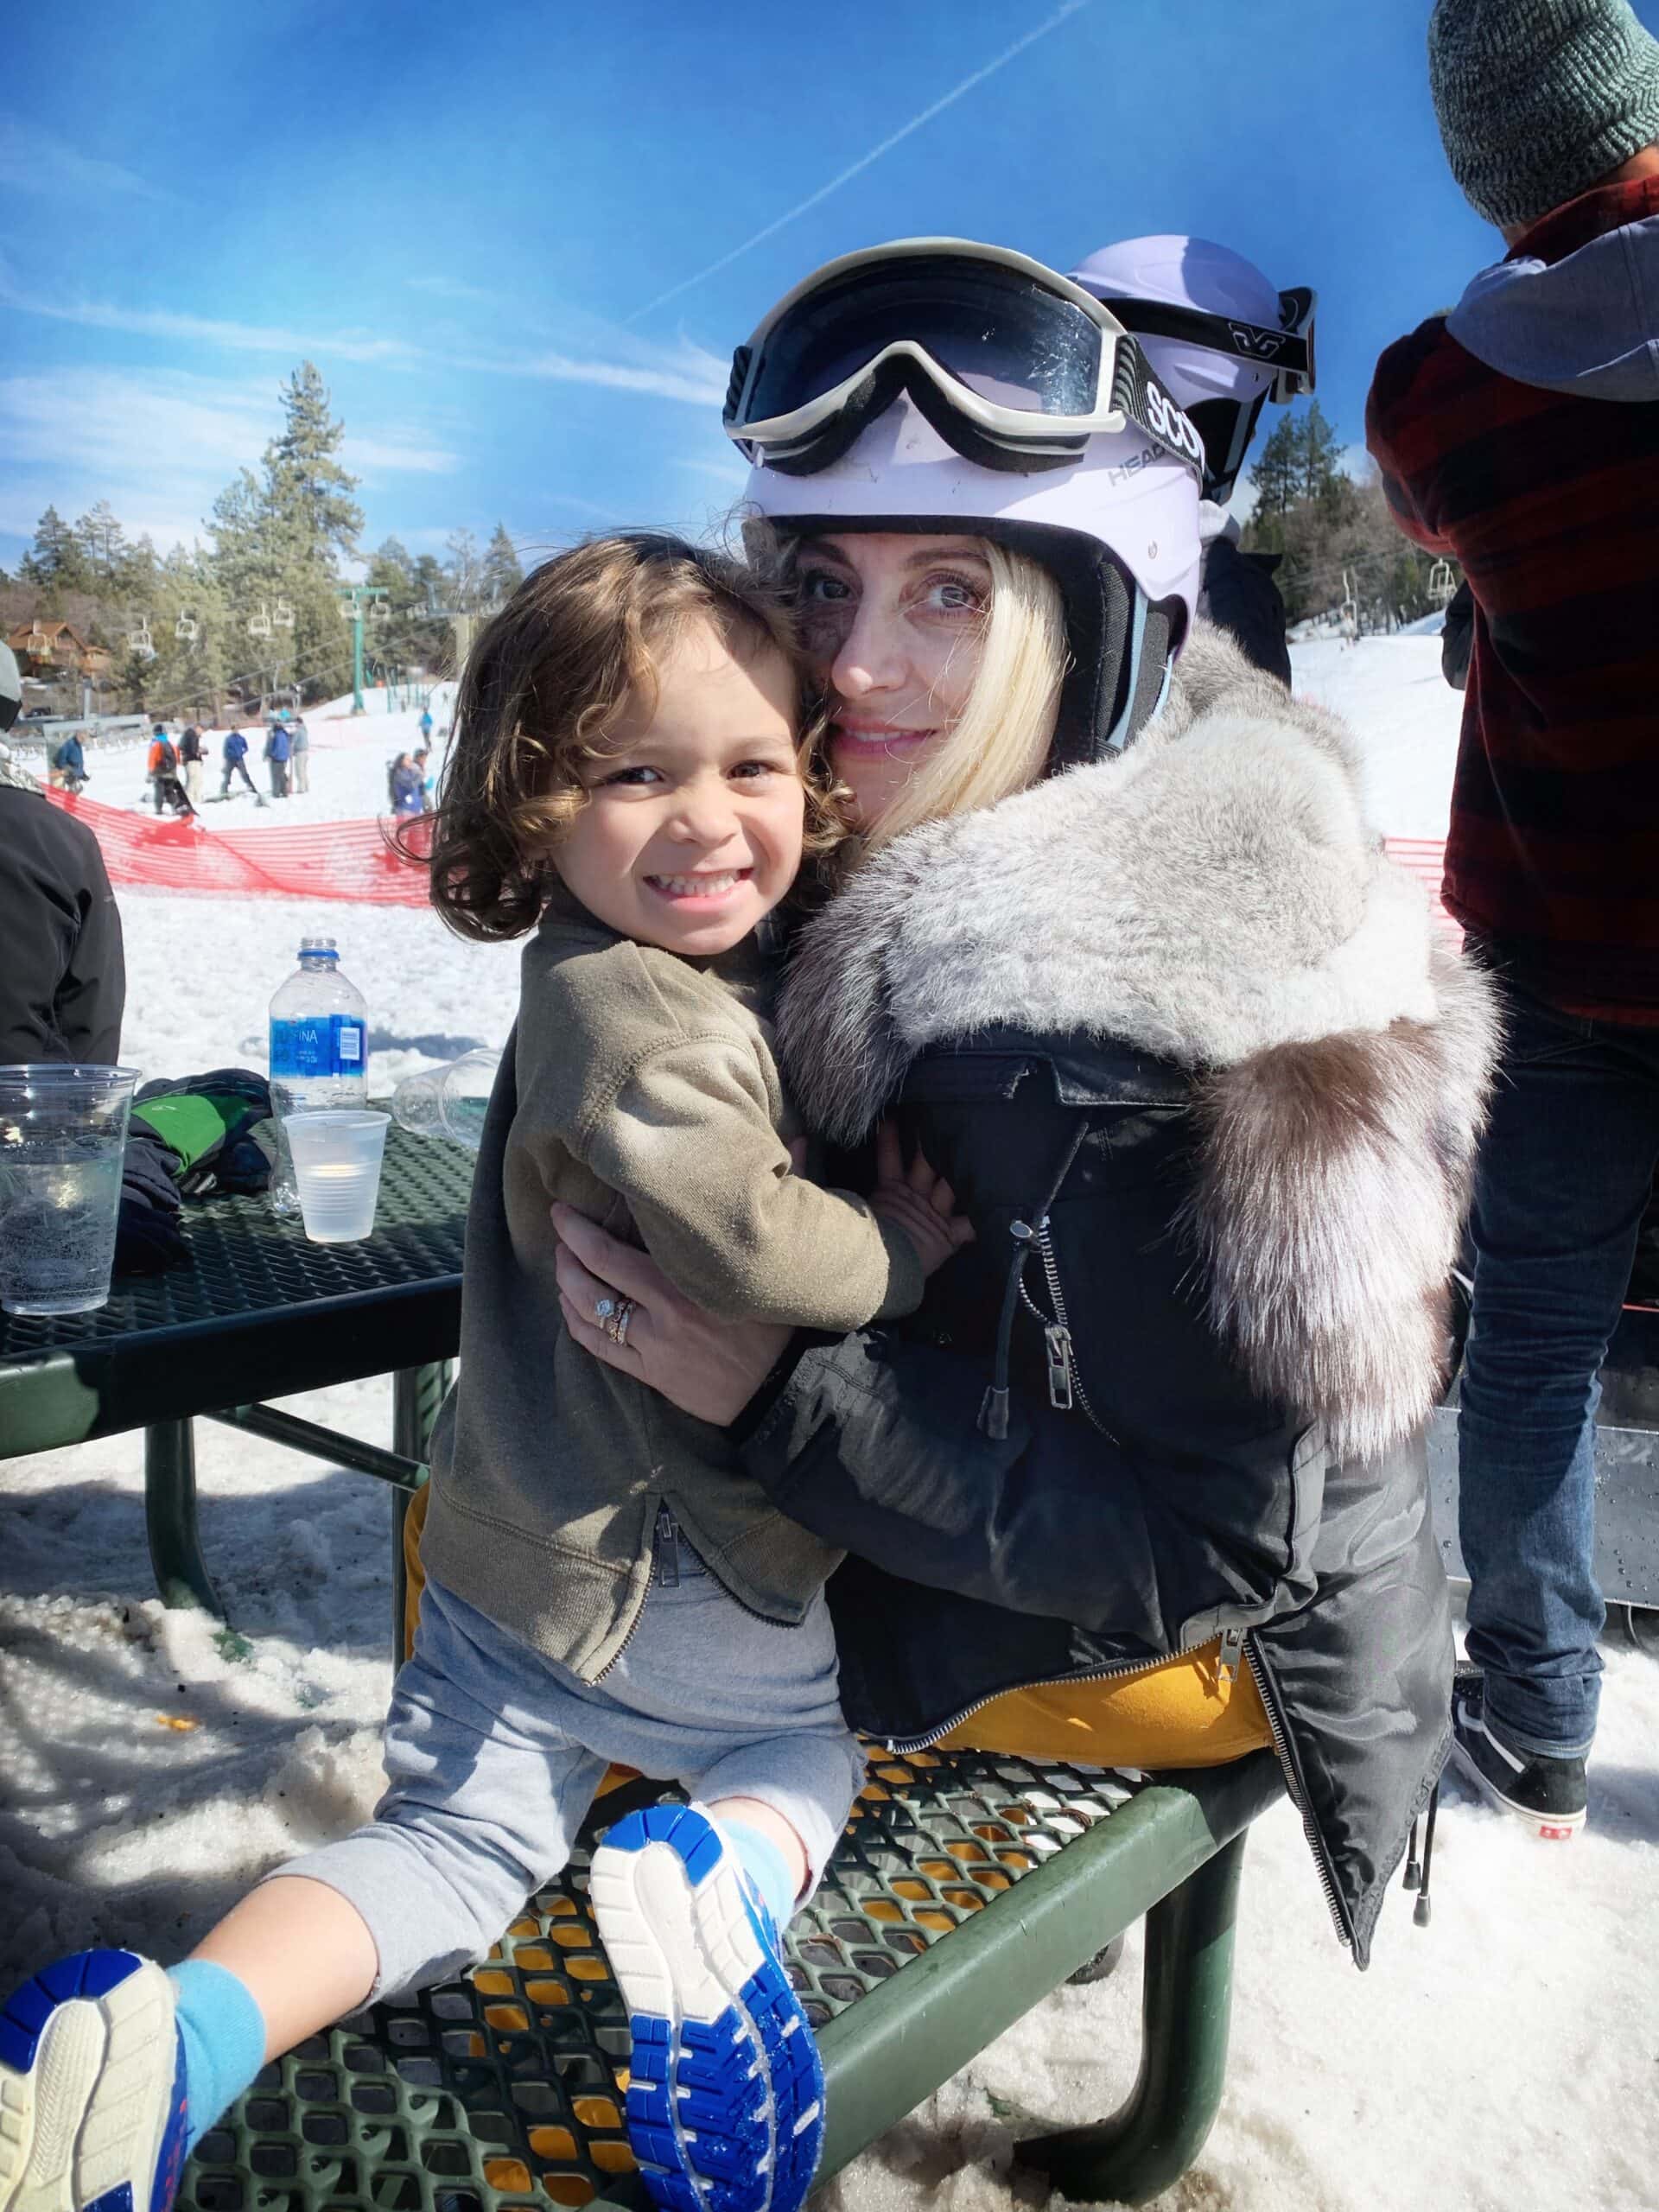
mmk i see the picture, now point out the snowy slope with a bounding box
[5,638,1656,2212]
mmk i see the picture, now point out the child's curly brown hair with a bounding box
[416,532,843,943]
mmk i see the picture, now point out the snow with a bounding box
[4,637,1656,2212]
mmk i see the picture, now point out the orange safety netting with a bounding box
[41,786,434,907]
[40,784,1450,924]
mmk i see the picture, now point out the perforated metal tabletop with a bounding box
[0,1128,474,1456]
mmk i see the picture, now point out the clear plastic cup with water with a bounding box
[283,1109,391,1243]
[0,1065,139,1316]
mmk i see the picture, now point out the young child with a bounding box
[0,537,969,2212]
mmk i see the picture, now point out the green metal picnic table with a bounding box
[0,1126,1286,2207]
[0,1124,472,1647]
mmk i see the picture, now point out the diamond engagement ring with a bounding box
[603,1298,636,1348]
[594,1295,617,1322]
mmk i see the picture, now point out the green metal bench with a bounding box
[181,1750,1283,2212]
[2,1129,1286,2206]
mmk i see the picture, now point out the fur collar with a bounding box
[780,621,1498,1459]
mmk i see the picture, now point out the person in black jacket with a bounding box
[0,647,182,1268]
[549,241,1496,1967]
[1440,578,1475,690]
[0,763,125,1064]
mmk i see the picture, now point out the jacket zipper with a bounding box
[1243,1630,1355,1950]
[1022,1221,1117,1440]
[880,1643,1199,1758]
[878,1627,1357,1955]
[594,1501,683,1681]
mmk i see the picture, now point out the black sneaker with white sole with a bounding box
[1449,1677,1586,1840]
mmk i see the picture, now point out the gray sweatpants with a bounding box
[278,1542,865,2001]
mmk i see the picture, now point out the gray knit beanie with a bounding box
[1429,0,1659,230]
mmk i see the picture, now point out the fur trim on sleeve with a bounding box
[1183,938,1498,1459]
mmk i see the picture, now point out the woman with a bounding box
[555,240,1497,1968]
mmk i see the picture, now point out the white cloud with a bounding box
[0,270,419,367]
[450,340,728,406]
[0,266,728,404]
[0,368,461,553]
[0,123,178,207]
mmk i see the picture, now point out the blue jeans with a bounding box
[1459,980,1659,1757]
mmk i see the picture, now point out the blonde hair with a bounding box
[861,540,1068,849]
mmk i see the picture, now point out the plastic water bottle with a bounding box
[268,936,369,1216]
[391,1049,499,1152]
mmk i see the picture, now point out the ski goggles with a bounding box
[724,239,1208,480]
[1099,286,1318,404]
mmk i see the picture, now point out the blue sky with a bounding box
[4,0,1654,572]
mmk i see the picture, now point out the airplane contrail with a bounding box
[627,0,1094,323]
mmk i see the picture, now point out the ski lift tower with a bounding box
[422,586,497,690]
[335,585,391,715]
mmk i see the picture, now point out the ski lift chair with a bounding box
[175,613,200,644]
[1428,558,1457,608]
[127,620,156,664]
[247,604,274,642]
[273,597,296,632]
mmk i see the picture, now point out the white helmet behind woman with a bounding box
[1069,237,1317,503]
[726,238,1206,764]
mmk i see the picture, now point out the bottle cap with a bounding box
[299,936,340,958]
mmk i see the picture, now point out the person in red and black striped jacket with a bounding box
[1367,0,1659,1844]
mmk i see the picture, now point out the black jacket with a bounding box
[1440,581,1475,692]
[1199,531,1293,688]
[737,624,1497,1966]
[0,785,125,1064]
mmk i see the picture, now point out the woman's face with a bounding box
[794,532,990,831]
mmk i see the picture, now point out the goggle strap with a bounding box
[1105,296,1313,383]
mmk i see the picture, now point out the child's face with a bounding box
[554,619,806,957]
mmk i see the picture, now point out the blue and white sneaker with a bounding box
[589,1804,823,2212]
[0,1951,189,2212]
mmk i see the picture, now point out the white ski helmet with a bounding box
[728,239,1205,763]
[1069,238,1317,502]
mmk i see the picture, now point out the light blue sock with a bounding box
[718,1820,800,1939]
[166,1960,269,2153]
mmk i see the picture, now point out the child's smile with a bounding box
[553,616,807,957]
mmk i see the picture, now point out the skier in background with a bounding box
[288,714,310,794]
[220,726,257,798]
[177,725,207,808]
[263,716,292,799]
[1070,235,1317,685]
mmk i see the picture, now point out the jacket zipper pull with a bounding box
[1217,1625,1245,1682]
[1044,1324,1075,1412]
[654,1504,680,1588]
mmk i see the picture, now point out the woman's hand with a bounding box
[552,1205,793,1427]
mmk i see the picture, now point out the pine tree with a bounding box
[444,528,484,613]
[20,507,90,594]
[1247,415,1302,521]
[482,523,523,607]
[74,501,129,586]
[265,363,363,562]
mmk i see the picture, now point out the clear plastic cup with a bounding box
[283,1109,391,1243]
[391,1048,499,1152]
[0,1065,139,1316]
